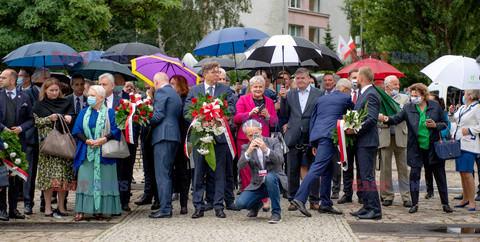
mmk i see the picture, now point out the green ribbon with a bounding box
[82,105,107,211]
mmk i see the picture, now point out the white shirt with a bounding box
[351,89,359,101]
[360,84,373,96]
[73,93,84,109]
[105,94,114,109]
[297,85,311,113]
[204,82,215,96]
[5,88,17,99]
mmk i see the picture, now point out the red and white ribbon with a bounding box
[336,119,348,171]
[2,159,28,181]
[124,95,143,144]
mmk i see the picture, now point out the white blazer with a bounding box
[448,101,480,154]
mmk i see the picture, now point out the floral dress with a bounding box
[35,113,75,191]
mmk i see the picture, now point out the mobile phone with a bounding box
[426,118,434,122]
[258,104,265,113]
[253,134,261,140]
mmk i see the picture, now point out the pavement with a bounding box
[1,147,480,241]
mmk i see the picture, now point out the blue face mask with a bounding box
[17,77,24,86]
[411,96,422,105]
[87,96,98,106]
[276,84,283,93]
[462,96,466,105]
[113,85,123,93]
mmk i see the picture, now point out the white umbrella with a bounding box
[182,53,198,68]
[421,55,480,90]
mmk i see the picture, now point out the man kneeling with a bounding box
[235,120,287,224]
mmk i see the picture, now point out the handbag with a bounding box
[270,132,289,155]
[101,113,130,159]
[434,132,461,160]
[0,166,9,187]
[40,116,77,159]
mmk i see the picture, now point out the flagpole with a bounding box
[282,45,285,86]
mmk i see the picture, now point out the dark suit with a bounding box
[0,87,34,212]
[65,94,88,114]
[295,90,354,206]
[184,82,236,211]
[150,84,182,215]
[280,86,323,204]
[355,85,381,213]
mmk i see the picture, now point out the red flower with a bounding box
[147,100,153,105]
[130,94,135,100]
[219,109,224,117]
[114,107,119,111]
[148,112,153,117]
[120,99,124,104]
[133,115,139,121]
[205,114,212,121]
[200,107,205,114]
[192,111,199,117]
[191,98,198,104]
[207,96,214,101]
[137,103,143,108]
[143,117,147,122]
[121,104,127,109]
[140,110,146,116]
[223,100,228,107]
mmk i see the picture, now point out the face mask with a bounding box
[309,84,315,88]
[113,85,123,93]
[462,96,466,105]
[411,96,422,105]
[87,96,98,106]
[351,79,358,89]
[17,77,24,86]
[276,84,283,92]
[390,89,398,96]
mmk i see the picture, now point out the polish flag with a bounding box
[337,36,350,60]
[346,36,356,58]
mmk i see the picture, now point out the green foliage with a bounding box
[323,25,335,51]
[227,70,250,84]
[0,131,28,173]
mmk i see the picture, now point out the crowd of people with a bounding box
[0,61,479,224]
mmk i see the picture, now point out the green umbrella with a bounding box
[373,85,402,116]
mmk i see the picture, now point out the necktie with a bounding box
[104,99,108,108]
[207,86,214,96]
[7,92,13,99]
[353,90,357,104]
[76,97,81,114]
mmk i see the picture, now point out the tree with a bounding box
[323,25,335,52]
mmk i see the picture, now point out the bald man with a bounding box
[149,72,183,218]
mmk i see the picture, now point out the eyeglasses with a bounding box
[207,71,221,74]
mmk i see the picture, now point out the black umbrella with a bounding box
[194,57,236,71]
[69,59,136,81]
[313,44,343,71]
[101,42,166,64]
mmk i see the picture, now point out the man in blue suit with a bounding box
[292,79,354,217]
[0,69,34,220]
[183,61,237,219]
[149,72,183,218]
[347,66,382,220]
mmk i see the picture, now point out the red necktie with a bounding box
[353,90,357,104]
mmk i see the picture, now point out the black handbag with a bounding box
[434,132,461,160]
[0,166,9,187]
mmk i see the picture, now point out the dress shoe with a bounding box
[409,205,418,213]
[172,193,179,201]
[382,200,393,207]
[425,192,434,199]
[180,207,188,214]
[262,206,270,212]
[54,208,68,216]
[318,206,342,215]
[191,209,204,219]
[45,212,54,217]
[40,206,45,213]
[331,193,339,200]
[24,206,33,215]
[454,201,469,208]
[112,213,121,216]
[454,194,464,200]
[350,207,368,217]
[291,199,311,217]
[9,209,25,219]
[122,204,131,212]
[151,201,160,210]
[0,210,9,221]
[226,204,240,211]
[149,211,172,218]
[476,195,480,201]
[288,204,298,211]
[337,196,352,204]
[468,207,476,211]
[310,203,320,210]
[134,196,153,206]
[204,203,214,211]
[357,210,382,220]
[215,209,226,218]
[403,201,412,207]
[247,206,262,218]
[443,205,453,213]
[268,212,281,224]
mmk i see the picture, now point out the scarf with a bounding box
[33,97,74,118]
[82,105,107,211]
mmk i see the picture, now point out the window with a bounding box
[309,27,321,44]
[289,25,302,37]
[289,0,301,8]
[309,0,320,12]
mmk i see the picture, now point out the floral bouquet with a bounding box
[114,93,153,143]
[331,101,369,147]
[185,94,236,171]
[0,131,29,181]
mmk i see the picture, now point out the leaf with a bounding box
[204,142,216,171]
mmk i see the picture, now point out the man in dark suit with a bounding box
[292,79,354,217]
[0,69,34,221]
[279,68,323,211]
[183,61,237,219]
[148,72,182,218]
[347,66,382,220]
[66,74,88,114]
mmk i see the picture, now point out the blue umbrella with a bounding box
[80,51,105,62]
[2,41,83,69]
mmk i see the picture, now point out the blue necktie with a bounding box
[207,86,214,96]
[76,97,81,114]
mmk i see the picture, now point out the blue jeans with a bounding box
[235,173,281,214]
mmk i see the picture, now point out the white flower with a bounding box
[10,152,16,158]
[354,123,363,132]
[3,143,8,149]
[14,158,21,165]
[135,94,142,99]
[197,148,210,155]
[200,135,214,143]
[213,127,226,136]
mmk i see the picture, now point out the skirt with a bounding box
[455,151,476,173]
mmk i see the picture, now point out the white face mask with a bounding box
[351,79,358,89]
[390,89,398,96]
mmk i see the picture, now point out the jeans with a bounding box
[235,173,281,214]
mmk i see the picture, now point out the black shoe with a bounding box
[443,205,453,213]
[409,205,418,213]
[9,209,25,219]
[40,206,45,213]
[24,206,33,215]
[204,203,214,211]
[291,199,311,217]
[425,192,434,199]
[122,204,131,212]
[403,201,412,208]
[262,206,270,212]
[215,209,226,218]
[226,204,241,211]
[149,211,172,218]
[151,201,160,210]
[331,193,339,200]
[350,207,368,217]
[476,195,480,201]
[358,210,382,220]
[454,194,463,200]
[318,206,343,215]
[134,196,153,206]
[0,210,8,221]
[112,213,121,216]
[180,207,188,215]
[268,212,281,224]
[247,206,262,218]
[53,208,68,216]
[382,200,393,207]
[191,209,204,219]
[337,196,352,204]
[358,197,364,204]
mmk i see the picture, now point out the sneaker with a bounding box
[268,212,281,224]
